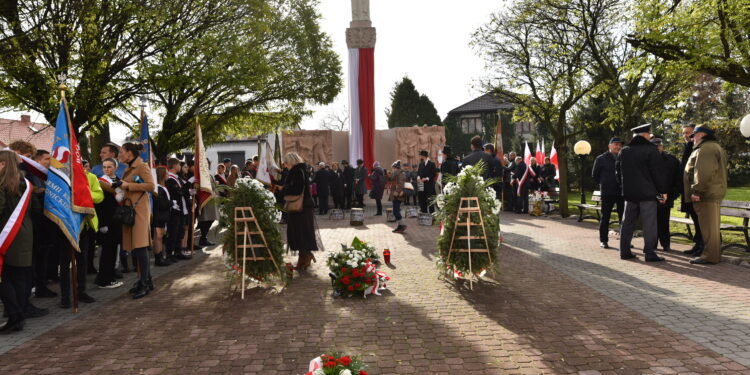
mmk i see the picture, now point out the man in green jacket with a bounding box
[684,125,727,264]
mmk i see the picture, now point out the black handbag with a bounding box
[114,192,146,226]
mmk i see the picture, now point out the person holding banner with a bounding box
[0,150,37,334]
[119,143,156,299]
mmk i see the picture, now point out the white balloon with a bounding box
[740,114,750,138]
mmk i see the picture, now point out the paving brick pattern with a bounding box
[502,214,750,367]
[0,205,748,374]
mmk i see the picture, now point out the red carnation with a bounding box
[325,360,337,368]
[347,286,354,291]
[354,283,361,288]
[342,277,350,285]
[339,356,352,366]
[341,267,348,273]
[359,371,368,375]
[352,270,360,277]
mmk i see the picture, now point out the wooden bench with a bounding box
[573,190,620,228]
[670,200,750,252]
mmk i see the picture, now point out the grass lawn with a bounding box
[562,187,749,258]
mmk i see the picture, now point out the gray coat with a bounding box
[199,176,219,222]
[354,165,368,195]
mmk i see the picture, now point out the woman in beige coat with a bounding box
[388,160,407,233]
[118,142,155,299]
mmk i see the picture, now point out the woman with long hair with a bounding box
[119,142,156,299]
[153,166,173,267]
[94,158,125,288]
[281,152,318,271]
[0,151,37,333]
[227,165,240,187]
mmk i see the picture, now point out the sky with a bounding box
[0,0,504,142]
[302,0,503,130]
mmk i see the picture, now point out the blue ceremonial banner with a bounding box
[139,114,151,164]
[44,102,95,250]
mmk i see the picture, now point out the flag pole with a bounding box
[190,117,198,256]
[58,75,79,313]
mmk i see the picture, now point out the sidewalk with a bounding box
[0,206,748,374]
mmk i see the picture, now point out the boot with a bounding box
[132,281,150,299]
[120,253,131,273]
[176,249,192,260]
[154,252,171,267]
[0,313,25,334]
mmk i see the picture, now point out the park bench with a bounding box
[670,200,750,252]
[573,190,619,228]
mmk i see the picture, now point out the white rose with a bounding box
[313,370,325,375]
[340,370,352,375]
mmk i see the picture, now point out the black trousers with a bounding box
[318,193,329,214]
[504,185,517,212]
[344,186,353,209]
[59,234,88,302]
[683,203,704,247]
[515,186,529,213]
[418,191,435,213]
[95,229,120,286]
[167,213,185,256]
[0,264,31,317]
[332,193,343,209]
[657,204,672,250]
[197,220,213,241]
[375,199,382,215]
[86,229,97,273]
[132,247,151,285]
[32,219,52,289]
[599,195,624,243]
[355,193,364,207]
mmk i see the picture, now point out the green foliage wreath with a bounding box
[221,178,286,282]
[432,162,500,275]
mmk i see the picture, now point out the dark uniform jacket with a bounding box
[417,159,437,195]
[513,161,529,188]
[679,141,694,207]
[615,136,666,202]
[330,169,344,197]
[461,150,494,179]
[592,151,621,196]
[0,178,37,267]
[540,163,556,190]
[342,165,355,190]
[655,152,682,208]
[440,157,460,177]
[314,168,331,196]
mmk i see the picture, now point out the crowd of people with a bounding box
[0,140,221,334]
[592,123,727,265]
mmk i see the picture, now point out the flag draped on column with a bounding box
[348,48,375,172]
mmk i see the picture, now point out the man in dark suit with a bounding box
[652,138,682,252]
[341,160,355,209]
[314,162,331,215]
[592,137,624,249]
[483,143,504,200]
[417,150,437,213]
[504,151,517,212]
[678,124,704,256]
[616,124,669,262]
[512,156,529,213]
[461,136,494,179]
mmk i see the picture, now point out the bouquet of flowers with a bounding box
[529,191,545,216]
[220,177,286,282]
[432,162,500,276]
[327,237,389,297]
[306,352,368,375]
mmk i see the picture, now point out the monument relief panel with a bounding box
[282,130,333,165]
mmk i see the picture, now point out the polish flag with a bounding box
[542,139,546,161]
[523,142,532,166]
[550,141,559,180]
[535,141,542,165]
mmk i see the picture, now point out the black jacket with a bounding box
[314,168,331,196]
[616,136,666,202]
[540,163,556,190]
[513,161,529,187]
[342,165,355,190]
[417,159,437,195]
[592,151,621,196]
[153,185,172,223]
[282,163,314,208]
[655,152,682,208]
[440,157,460,177]
[330,169,344,197]
[529,165,542,190]
[679,141,693,204]
[461,150,494,179]
[166,176,187,216]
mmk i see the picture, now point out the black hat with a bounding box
[441,146,452,155]
[222,157,231,163]
[693,125,715,136]
[630,123,651,133]
[391,160,401,169]
[609,137,624,144]
[341,159,349,165]
[419,150,428,157]
[650,137,663,145]
[356,159,364,165]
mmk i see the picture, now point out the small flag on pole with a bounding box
[139,111,157,192]
[550,141,559,180]
[535,141,542,165]
[523,142,532,166]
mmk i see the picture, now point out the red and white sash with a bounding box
[167,172,182,187]
[158,185,170,201]
[98,175,114,185]
[517,165,532,196]
[0,178,33,276]
[215,173,227,185]
[19,154,48,180]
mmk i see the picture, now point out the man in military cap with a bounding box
[651,137,682,252]
[615,124,668,261]
[592,137,625,249]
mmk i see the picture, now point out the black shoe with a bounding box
[87,267,98,275]
[645,256,665,262]
[154,253,172,267]
[176,252,192,260]
[621,254,637,260]
[662,247,672,252]
[24,304,49,319]
[113,269,124,279]
[0,316,25,334]
[132,282,150,300]
[199,239,215,246]
[121,267,131,274]
[682,249,696,255]
[167,255,180,262]
[128,281,139,294]
[35,286,58,298]
[59,300,72,309]
[600,242,609,249]
[690,258,713,265]
[78,293,96,303]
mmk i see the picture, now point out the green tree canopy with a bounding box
[386,77,442,128]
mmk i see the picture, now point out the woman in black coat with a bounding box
[369,161,386,216]
[281,152,318,271]
[529,158,543,193]
[152,166,173,267]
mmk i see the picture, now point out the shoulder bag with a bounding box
[114,192,146,226]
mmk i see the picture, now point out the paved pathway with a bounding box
[0,206,748,374]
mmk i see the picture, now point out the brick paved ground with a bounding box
[1,205,749,374]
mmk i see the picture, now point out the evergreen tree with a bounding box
[386,77,442,128]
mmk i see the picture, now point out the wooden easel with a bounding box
[447,197,495,290]
[233,207,282,299]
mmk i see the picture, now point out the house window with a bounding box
[517,121,532,134]
[460,116,482,134]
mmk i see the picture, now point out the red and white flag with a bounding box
[535,141,542,165]
[194,119,213,211]
[523,142,532,166]
[550,141,559,181]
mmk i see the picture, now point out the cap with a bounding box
[483,143,495,153]
[609,137,624,144]
[650,138,663,145]
[693,125,715,136]
[630,123,651,133]
[341,159,348,165]
[419,150,429,157]
[441,146,452,155]
[222,158,231,163]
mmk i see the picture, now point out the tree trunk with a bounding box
[89,125,111,166]
[555,118,570,218]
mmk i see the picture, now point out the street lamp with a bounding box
[741,114,750,138]
[574,140,592,204]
